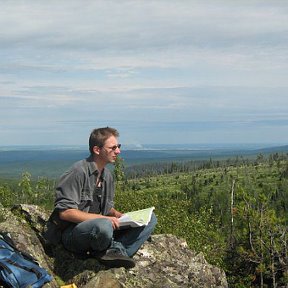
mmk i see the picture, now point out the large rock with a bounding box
[0,204,228,288]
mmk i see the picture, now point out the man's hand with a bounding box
[109,207,123,218]
[106,216,120,229]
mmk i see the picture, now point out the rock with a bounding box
[0,204,58,288]
[0,204,228,288]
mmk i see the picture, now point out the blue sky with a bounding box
[0,0,288,147]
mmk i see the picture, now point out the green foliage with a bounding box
[0,152,287,287]
[114,156,125,183]
[115,155,288,287]
[18,172,33,201]
[0,174,55,209]
[0,182,16,207]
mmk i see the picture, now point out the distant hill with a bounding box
[254,144,288,154]
[0,144,287,179]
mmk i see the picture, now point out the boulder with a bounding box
[0,204,228,288]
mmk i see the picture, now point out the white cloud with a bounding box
[0,0,288,145]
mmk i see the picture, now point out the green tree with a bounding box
[114,156,125,189]
[18,172,33,203]
[233,186,287,287]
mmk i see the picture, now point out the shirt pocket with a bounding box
[81,186,94,200]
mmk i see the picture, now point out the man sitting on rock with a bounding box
[45,127,157,268]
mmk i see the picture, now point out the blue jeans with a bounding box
[61,212,157,257]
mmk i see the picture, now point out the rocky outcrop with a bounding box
[0,204,228,288]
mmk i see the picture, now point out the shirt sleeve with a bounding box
[55,165,85,211]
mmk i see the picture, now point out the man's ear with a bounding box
[93,146,101,155]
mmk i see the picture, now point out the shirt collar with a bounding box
[86,156,107,180]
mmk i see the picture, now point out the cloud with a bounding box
[0,0,288,145]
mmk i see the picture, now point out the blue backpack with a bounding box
[0,234,52,288]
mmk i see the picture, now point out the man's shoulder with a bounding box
[71,159,87,170]
[63,159,89,177]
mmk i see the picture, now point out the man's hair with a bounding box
[89,127,119,154]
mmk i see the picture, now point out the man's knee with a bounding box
[90,218,113,251]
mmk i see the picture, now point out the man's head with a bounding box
[89,127,121,163]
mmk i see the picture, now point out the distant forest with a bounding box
[0,144,287,179]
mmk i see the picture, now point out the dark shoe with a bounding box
[98,249,135,269]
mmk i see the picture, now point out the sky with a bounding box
[0,0,288,147]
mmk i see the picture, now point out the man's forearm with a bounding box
[59,208,104,223]
[59,208,121,229]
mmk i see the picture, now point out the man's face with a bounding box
[99,135,121,164]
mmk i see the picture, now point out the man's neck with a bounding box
[93,155,106,174]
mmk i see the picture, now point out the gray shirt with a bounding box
[55,156,115,216]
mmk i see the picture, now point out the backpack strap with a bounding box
[0,234,37,263]
[5,259,42,279]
